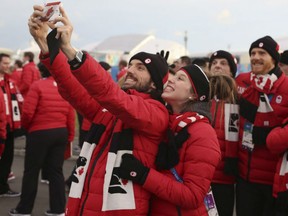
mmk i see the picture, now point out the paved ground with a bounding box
[0,136,78,216]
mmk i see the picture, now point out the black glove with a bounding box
[157,50,170,62]
[119,154,149,185]
[224,157,239,176]
[275,191,288,215]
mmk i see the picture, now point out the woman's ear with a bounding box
[188,94,196,101]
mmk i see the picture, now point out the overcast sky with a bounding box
[0,0,287,55]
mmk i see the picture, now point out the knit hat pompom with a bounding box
[129,52,169,91]
[249,35,280,64]
[181,64,210,102]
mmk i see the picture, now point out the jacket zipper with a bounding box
[79,119,118,215]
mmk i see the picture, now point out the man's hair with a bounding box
[37,62,51,78]
[180,56,192,65]
[24,51,34,62]
[0,53,10,62]
[118,59,127,67]
[14,60,23,68]
[192,57,209,67]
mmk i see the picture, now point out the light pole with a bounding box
[184,31,188,55]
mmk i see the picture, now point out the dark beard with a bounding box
[121,80,153,93]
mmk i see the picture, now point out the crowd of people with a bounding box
[0,4,287,216]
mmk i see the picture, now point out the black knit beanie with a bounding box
[181,64,210,102]
[280,50,288,65]
[249,36,280,64]
[129,52,169,91]
[209,50,237,77]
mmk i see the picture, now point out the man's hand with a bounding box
[28,5,55,54]
[51,7,76,61]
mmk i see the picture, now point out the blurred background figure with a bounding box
[116,59,127,81]
[170,55,192,73]
[9,60,23,87]
[19,51,41,99]
[278,50,288,76]
[10,62,75,216]
[209,50,237,78]
[0,53,23,198]
[192,57,210,76]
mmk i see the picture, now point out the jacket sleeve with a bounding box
[21,82,40,130]
[266,118,288,154]
[71,54,168,135]
[66,105,75,143]
[41,52,103,123]
[143,123,221,209]
[0,90,6,141]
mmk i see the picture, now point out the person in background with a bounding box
[0,70,6,161]
[10,62,75,216]
[28,5,169,216]
[119,64,221,215]
[7,59,23,181]
[9,60,23,87]
[278,50,288,76]
[235,36,288,216]
[266,49,288,216]
[0,53,23,198]
[209,50,237,78]
[116,59,127,81]
[170,55,192,73]
[209,50,239,216]
[266,118,288,216]
[192,57,210,76]
[19,51,41,98]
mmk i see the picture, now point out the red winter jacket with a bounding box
[41,52,169,216]
[266,117,288,197]
[210,99,237,184]
[143,115,220,216]
[0,75,23,131]
[19,61,41,98]
[9,68,22,87]
[21,76,75,142]
[236,71,288,185]
[81,118,91,131]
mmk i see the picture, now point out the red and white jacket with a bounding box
[210,99,238,184]
[41,52,169,216]
[0,75,22,131]
[266,117,288,197]
[21,76,75,142]
[143,115,221,216]
[236,71,288,185]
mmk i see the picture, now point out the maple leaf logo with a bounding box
[78,167,84,176]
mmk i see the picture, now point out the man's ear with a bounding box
[150,82,156,90]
